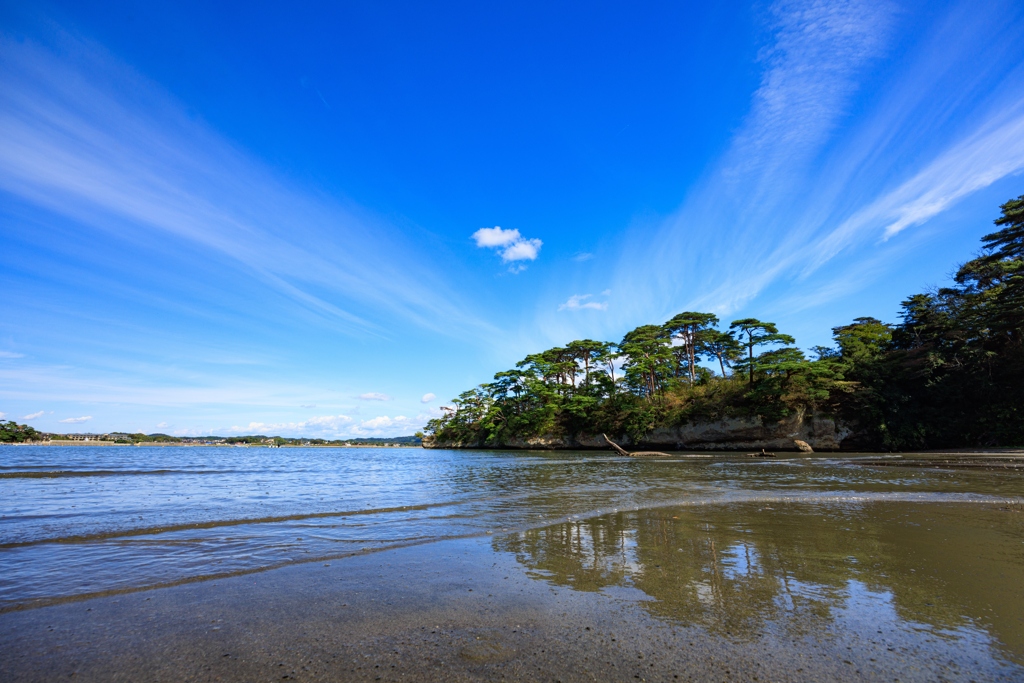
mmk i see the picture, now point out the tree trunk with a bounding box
[748,338,754,385]
[602,434,671,457]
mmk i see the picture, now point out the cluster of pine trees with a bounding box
[0,420,42,443]
[427,195,1024,450]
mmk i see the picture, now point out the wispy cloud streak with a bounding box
[728,0,893,184]
[807,108,1024,272]
[590,0,1024,335]
[0,31,491,339]
[558,294,608,312]
[596,0,896,324]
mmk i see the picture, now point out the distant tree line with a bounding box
[427,194,1024,450]
[0,427,422,446]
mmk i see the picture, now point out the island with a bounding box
[425,194,1024,452]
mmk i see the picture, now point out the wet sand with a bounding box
[855,454,1024,470]
[2,501,1022,682]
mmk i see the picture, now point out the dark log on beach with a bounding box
[601,434,672,458]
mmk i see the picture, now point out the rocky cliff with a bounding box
[422,408,853,451]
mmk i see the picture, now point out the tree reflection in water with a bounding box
[495,502,1024,663]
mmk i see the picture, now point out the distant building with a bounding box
[65,433,106,441]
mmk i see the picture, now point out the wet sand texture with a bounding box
[2,501,1022,682]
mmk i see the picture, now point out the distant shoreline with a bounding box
[1,441,423,448]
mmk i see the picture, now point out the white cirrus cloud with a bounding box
[21,411,44,420]
[420,393,436,403]
[558,294,608,312]
[59,416,92,424]
[472,226,543,268]
[156,421,169,428]
[0,412,6,419]
[0,351,25,358]
[602,0,1024,331]
[0,30,496,341]
[358,392,391,401]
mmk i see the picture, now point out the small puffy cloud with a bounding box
[421,393,436,403]
[361,415,399,429]
[0,351,24,358]
[156,421,169,428]
[500,238,542,262]
[233,414,356,436]
[59,416,92,424]
[558,294,608,311]
[349,414,429,436]
[303,415,356,429]
[22,411,44,420]
[358,392,391,401]
[0,412,6,419]
[472,226,521,248]
[473,226,543,269]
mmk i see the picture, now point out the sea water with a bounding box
[1,445,1022,664]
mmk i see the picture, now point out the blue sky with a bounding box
[2,0,1024,437]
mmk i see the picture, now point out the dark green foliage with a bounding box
[129,433,184,443]
[665,312,719,382]
[620,325,674,399]
[427,308,831,446]
[729,319,796,386]
[428,195,1024,450]
[0,420,41,443]
[833,195,1024,448]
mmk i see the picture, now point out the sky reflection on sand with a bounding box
[496,502,1024,665]
[1,444,1021,672]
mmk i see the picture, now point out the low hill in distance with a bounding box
[0,423,422,447]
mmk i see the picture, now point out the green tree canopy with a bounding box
[728,319,795,385]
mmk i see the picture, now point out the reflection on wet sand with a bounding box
[497,502,1024,663]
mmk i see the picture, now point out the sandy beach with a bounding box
[2,498,1022,682]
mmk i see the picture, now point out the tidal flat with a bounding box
[0,446,1022,681]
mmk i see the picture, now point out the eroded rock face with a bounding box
[502,434,572,449]
[423,409,854,451]
[635,408,849,451]
[421,434,482,449]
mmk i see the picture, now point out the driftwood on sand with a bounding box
[602,434,672,458]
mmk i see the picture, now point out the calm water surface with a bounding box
[2,445,1023,665]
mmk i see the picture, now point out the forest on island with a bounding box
[426,194,1024,450]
